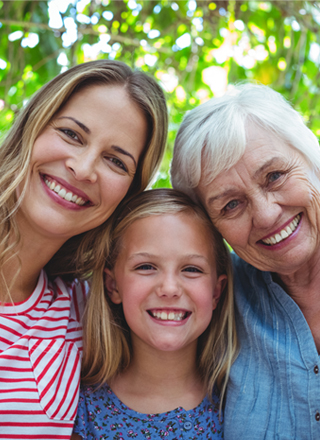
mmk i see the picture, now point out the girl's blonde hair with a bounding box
[0,60,168,292]
[82,188,238,405]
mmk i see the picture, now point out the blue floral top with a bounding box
[73,384,223,439]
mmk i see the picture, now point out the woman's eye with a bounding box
[268,171,282,183]
[109,157,127,172]
[60,128,79,141]
[224,199,239,212]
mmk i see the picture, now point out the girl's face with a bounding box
[105,212,226,355]
[16,85,147,247]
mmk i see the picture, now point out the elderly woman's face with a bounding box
[197,124,320,275]
[17,85,147,245]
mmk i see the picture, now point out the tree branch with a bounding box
[0,18,170,53]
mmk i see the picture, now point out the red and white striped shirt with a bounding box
[0,270,86,439]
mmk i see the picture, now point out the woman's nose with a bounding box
[66,150,98,183]
[251,193,282,229]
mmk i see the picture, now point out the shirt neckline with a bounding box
[1,270,48,315]
[99,383,212,421]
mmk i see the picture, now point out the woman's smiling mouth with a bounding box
[260,214,301,246]
[42,174,91,206]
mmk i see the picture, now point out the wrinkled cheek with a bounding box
[305,176,320,238]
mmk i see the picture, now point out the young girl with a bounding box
[72,188,237,439]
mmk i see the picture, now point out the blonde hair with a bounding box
[171,83,320,201]
[82,188,238,406]
[0,60,168,292]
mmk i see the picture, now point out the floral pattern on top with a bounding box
[73,384,223,440]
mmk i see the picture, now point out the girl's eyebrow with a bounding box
[56,116,90,134]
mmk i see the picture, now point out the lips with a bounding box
[147,309,190,322]
[42,174,91,206]
[260,214,301,246]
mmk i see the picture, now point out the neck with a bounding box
[111,339,205,414]
[276,255,320,352]
[0,232,65,303]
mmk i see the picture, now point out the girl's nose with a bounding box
[66,150,98,183]
[156,273,182,298]
[251,193,282,230]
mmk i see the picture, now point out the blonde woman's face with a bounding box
[16,85,147,247]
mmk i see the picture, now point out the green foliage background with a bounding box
[1,0,320,187]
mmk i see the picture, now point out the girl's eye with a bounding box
[268,171,282,183]
[224,199,239,212]
[60,128,79,141]
[183,266,203,274]
[136,264,154,271]
[109,157,127,172]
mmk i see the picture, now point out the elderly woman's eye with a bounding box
[268,171,282,183]
[224,199,239,211]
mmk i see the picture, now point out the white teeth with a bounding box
[275,234,282,243]
[262,214,301,246]
[44,178,86,206]
[150,310,187,321]
[58,188,66,198]
[65,192,73,202]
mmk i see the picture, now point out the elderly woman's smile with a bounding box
[196,123,320,276]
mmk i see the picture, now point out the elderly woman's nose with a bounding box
[251,195,282,229]
[66,150,98,183]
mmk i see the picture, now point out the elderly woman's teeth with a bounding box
[44,177,86,205]
[262,214,301,245]
[150,310,187,321]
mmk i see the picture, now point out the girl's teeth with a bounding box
[151,310,186,321]
[262,214,300,246]
[44,178,86,206]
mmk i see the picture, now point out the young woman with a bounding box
[0,60,167,439]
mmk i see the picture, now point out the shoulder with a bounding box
[230,252,271,299]
[49,276,89,322]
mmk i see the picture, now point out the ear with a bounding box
[104,268,122,304]
[212,274,227,310]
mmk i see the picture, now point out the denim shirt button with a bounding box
[315,412,320,421]
[314,365,319,374]
[184,421,193,430]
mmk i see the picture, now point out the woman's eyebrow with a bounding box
[56,116,91,134]
[208,188,238,205]
[253,157,283,179]
[112,145,137,168]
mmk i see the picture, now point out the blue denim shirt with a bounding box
[225,253,320,440]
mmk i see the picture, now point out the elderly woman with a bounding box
[0,60,167,439]
[171,84,320,439]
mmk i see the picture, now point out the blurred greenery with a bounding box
[1,0,320,187]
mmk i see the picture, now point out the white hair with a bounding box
[171,83,320,200]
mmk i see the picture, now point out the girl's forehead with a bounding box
[114,211,217,265]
